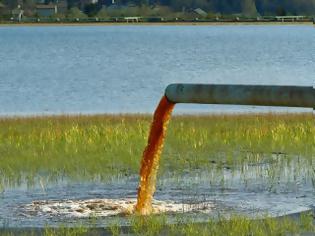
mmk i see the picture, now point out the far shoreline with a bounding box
[0,21,314,27]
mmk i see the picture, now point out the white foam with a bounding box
[24,198,213,218]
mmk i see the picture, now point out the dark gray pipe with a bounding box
[165,84,315,108]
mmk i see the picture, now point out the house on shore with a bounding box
[193,8,207,18]
[36,3,57,17]
[11,5,24,21]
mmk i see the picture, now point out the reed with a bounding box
[2,213,313,235]
[0,113,313,189]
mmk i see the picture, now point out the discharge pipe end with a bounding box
[165,84,315,109]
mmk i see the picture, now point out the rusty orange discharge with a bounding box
[135,96,175,215]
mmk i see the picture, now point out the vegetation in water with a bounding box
[0,113,314,234]
[128,213,315,236]
[0,113,313,190]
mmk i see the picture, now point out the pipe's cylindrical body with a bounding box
[165,84,315,108]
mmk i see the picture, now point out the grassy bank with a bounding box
[0,113,313,189]
[2,213,314,235]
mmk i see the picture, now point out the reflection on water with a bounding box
[1,155,314,227]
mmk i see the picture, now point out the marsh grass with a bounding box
[0,113,313,188]
[1,213,313,236]
[44,225,88,236]
[129,213,315,236]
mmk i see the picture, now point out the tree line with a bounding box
[68,0,315,16]
[1,0,315,18]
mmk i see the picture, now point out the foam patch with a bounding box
[23,198,213,218]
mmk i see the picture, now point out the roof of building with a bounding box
[193,8,207,17]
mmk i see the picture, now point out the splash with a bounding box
[135,96,175,215]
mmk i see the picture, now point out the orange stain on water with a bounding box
[135,96,175,215]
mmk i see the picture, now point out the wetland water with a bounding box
[0,25,314,227]
[2,157,314,227]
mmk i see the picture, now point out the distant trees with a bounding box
[287,0,315,15]
[96,7,108,17]
[67,7,87,18]
[169,0,212,12]
[2,0,17,10]
[241,0,257,16]
[165,0,315,15]
[214,0,241,14]
[0,1,6,18]
[67,0,79,9]
[84,3,100,16]
[23,0,36,16]
[255,0,315,16]
[1,0,315,18]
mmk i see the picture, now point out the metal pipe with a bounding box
[165,84,315,109]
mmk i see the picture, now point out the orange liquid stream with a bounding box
[135,96,175,215]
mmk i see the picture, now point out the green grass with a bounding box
[0,113,313,188]
[128,213,315,236]
[1,213,314,235]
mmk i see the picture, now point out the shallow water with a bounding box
[1,156,314,227]
[0,25,314,115]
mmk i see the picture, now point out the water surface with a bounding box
[0,25,314,115]
[1,156,314,227]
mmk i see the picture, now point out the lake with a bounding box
[0,25,314,115]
